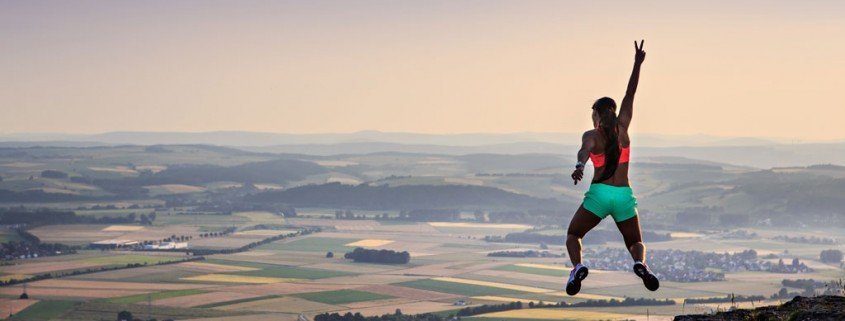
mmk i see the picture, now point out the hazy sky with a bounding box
[1,1,844,140]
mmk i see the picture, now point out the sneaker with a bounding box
[633,262,659,291]
[565,264,589,295]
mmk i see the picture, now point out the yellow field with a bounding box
[0,274,30,282]
[36,188,79,195]
[514,263,568,271]
[254,183,283,190]
[148,184,206,194]
[101,225,145,232]
[135,165,167,173]
[235,211,284,224]
[669,232,704,238]
[428,222,531,229]
[546,291,625,301]
[431,277,550,293]
[473,296,540,304]
[179,262,259,272]
[180,274,300,284]
[346,239,395,247]
[234,229,293,236]
[477,307,635,320]
[88,166,137,174]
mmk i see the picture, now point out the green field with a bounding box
[493,265,567,277]
[11,300,78,320]
[0,231,21,243]
[108,289,207,304]
[293,289,393,305]
[258,237,358,253]
[207,259,356,279]
[227,265,354,279]
[396,279,526,296]
[195,295,283,308]
[82,254,185,266]
[15,301,245,321]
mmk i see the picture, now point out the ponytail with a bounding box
[593,97,620,182]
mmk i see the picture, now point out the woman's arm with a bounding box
[572,131,596,185]
[618,40,646,129]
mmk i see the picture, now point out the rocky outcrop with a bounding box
[673,296,845,321]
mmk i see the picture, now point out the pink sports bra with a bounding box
[589,146,630,168]
[589,125,630,168]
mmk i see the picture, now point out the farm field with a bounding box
[3,206,844,320]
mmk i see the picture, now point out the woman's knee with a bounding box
[627,241,645,251]
[567,233,582,243]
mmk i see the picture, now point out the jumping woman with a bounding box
[565,40,659,296]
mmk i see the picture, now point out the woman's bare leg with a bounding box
[566,205,602,266]
[615,214,645,262]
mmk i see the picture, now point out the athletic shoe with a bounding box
[565,264,589,295]
[633,262,659,291]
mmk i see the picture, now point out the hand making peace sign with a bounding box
[634,40,646,64]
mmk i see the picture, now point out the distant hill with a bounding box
[120,158,328,186]
[247,182,565,210]
[2,131,844,168]
[674,296,845,321]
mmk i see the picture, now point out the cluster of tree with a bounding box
[137,212,157,225]
[684,294,767,304]
[188,228,319,255]
[715,229,758,240]
[485,230,671,246]
[76,203,160,211]
[781,278,828,296]
[162,234,193,242]
[457,301,522,316]
[166,199,297,217]
[1,229,77,260]
[774,235,838,245]
[770,258,813,273]
[0,189,89,202]
[0,256,202,286]
[198,227,237,238]
[117,310,177,321]
[40,170,68,179]
[248,182,563,210]
[820,249,843,263]
[315,311,445,321]
[782,278,827,289]
[487,250,560,258]
[565,297,675,307]
[0,208,144,226]
[344,247,410,264]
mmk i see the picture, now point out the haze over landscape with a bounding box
[1,1,844,321]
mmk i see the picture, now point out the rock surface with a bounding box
[673,296,845,321]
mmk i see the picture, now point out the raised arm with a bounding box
[571,130,596,185]
[618,40,646,129]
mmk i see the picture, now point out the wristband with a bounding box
[575,161,585,170]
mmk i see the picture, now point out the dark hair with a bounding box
[592,97,619,182]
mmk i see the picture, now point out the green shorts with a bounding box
[582,183,638,222]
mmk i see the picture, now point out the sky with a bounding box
[1,1,844,141]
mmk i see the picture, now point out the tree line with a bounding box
[344,247,410,264]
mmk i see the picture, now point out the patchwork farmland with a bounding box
[3,215,842,321]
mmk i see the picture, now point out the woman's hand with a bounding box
[572,168,584,185]
[634,39,646,64]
